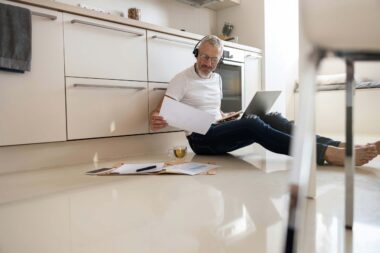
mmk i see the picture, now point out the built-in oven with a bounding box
[215,47,245,112]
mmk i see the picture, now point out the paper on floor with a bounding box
[86,162,219,176]
[162,162,219,175]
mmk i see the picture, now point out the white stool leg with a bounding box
[307,143,317,199]
[284,48,324,253]
[345,59,355,229]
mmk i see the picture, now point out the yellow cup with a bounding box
[169,145,187,159]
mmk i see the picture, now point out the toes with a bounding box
[356,159,369,166]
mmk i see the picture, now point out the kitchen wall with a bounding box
[264,0,298,116]
[216,0,298,117]
[56,0,217,35]
[216,0,264,50]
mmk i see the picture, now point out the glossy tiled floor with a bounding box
[0,144,379,253]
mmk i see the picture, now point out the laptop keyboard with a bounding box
[243,114,258,119]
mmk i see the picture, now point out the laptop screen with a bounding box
[242,91,281,117]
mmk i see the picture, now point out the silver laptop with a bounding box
[241,90,281,118]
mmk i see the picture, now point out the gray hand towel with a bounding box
[0,3,32,73]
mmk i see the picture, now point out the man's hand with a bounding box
[218,111,242,123]
[224,111,241,119]
[150,111,168,131]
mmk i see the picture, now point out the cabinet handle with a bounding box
[73,83,146,90]
[31,11,57,20]
[71,19,144,36]
[153,87,167,91]
[245,54,262,59]
[151,35,195,47]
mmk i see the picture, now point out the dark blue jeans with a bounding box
[187,113,340,165]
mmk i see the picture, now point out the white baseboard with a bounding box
[0,132,187,174]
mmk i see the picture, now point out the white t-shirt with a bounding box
[166,65,223,122]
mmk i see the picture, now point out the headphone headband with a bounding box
[192,36,224,64]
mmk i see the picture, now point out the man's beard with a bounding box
[196,64,213,78]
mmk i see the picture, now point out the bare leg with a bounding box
[324,145,378,166]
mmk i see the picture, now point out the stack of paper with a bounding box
[86,162,219,176]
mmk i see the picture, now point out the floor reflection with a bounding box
[1,147,379,253]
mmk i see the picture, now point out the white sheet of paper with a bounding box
[160,97,215,135]
[163,162,219,176]
[113,163,165,174]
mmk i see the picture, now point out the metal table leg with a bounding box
[345,59,355,229]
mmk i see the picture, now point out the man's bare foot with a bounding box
[339,141,380,154]
[324,145,378,166]
[371,140,380,154]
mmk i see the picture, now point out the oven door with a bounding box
[215,60,245,112]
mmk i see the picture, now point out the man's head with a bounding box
[194,35,224,78]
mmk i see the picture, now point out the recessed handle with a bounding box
[245,54,262,59]
[31,11,57,20]
[153,87,167,91]
[73,83,146,90]
[152,35,195,47]
[71,19,144,36]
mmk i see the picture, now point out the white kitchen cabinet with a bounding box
[148,83,179,133]
[147,31,197,83]
[243,52,262,109]
[0,2,66,146]
[63,13,147,81]
[66,77,149,140]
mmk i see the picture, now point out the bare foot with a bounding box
[371,140,380,154]
[338,142,379,153]
[324,145,378,166]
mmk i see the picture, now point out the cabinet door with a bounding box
[148,83,179,133]
[66,78,149,140]
[244,52,262,109]
[0,4,66,146]
[148,31,197,82]
[63,14,147,81]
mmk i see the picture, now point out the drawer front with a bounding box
[64,14,147,81]
[148,31,197,82]
[0,2,66,146]
[148,83,180,133]
[66,78,149,140]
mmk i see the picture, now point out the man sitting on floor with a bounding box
[150,35,379,166]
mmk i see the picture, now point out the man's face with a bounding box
[195,42,222,78]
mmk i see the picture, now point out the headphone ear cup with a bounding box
[218,56,224,65]
[193,48,198,58]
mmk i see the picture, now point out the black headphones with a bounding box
[192,37,203,58]
[192,36,224,64]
